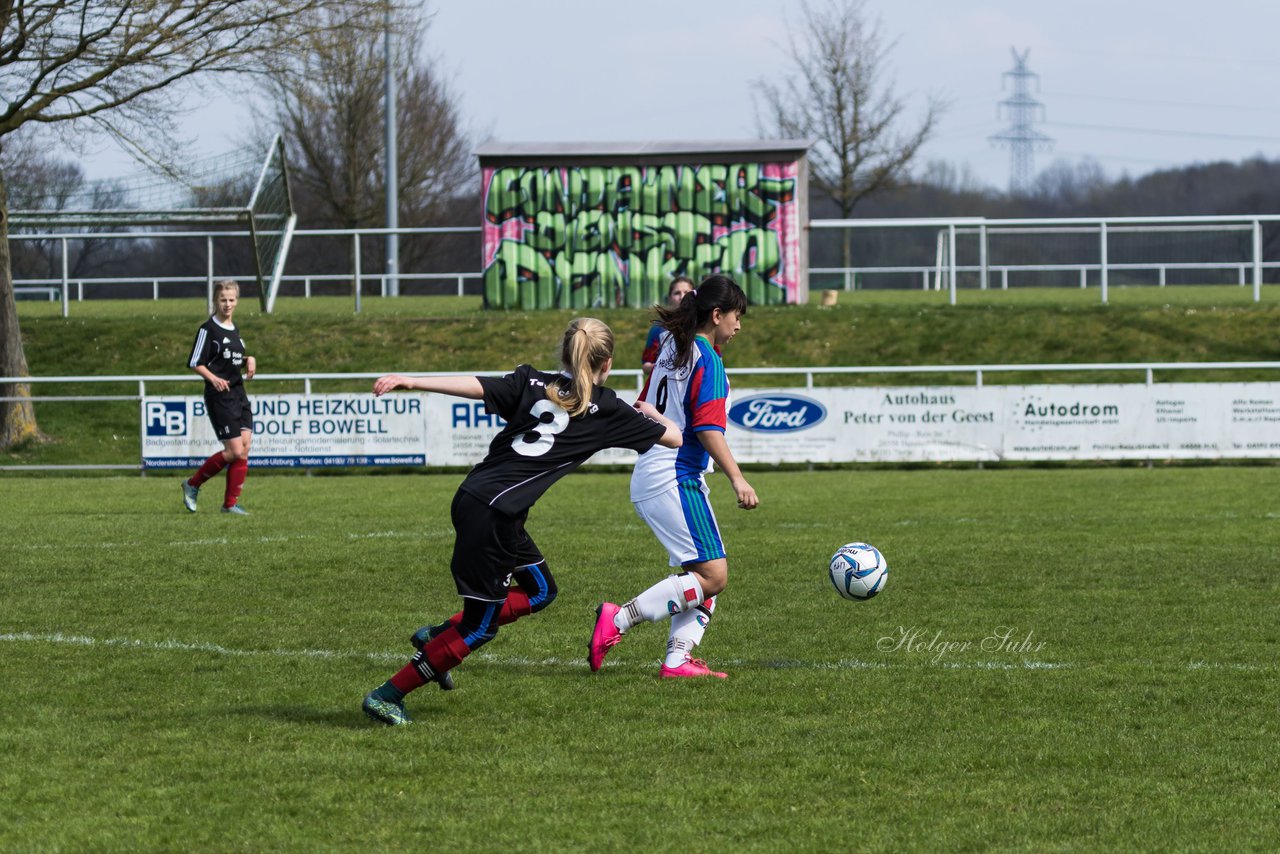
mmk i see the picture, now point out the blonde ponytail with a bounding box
[547,317,614,417]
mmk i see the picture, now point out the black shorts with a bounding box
[205,385,253,440]
[449,490,544,601]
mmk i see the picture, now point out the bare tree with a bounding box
[260,5,471,279]
[755,0,946,268]
[3,133,135,287]
[1030,158,1109,210]
[0,0,383,448]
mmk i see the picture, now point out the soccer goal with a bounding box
[9,135,296,314]
[245,137,297,314]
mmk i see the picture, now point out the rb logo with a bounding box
[145,402,188,436]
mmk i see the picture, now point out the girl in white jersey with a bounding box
[589,275,758,679]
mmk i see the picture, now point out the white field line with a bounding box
[3,631,1270,672]
[0,630,1066,671]
[0,631,404,664]
[8,530,437,552]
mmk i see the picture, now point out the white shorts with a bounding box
[633,477,725,567]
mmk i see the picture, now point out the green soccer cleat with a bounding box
[182,481,199,512]
[362,691,412,726]
[221,504,250,516]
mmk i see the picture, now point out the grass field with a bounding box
[14,283,1280,319]
[3,469,1278,850]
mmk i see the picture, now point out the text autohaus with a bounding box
[842,392,995,425]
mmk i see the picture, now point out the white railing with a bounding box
[9,215,1279,311]
[5,362,1280,471]
[812,215,1276,304]
[9,225,482,316]
[812,262,1275,293]
[15,271,483,303]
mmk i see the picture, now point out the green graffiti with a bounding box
[483,163,796,308]
[719,227,782,306]
[569,209,611,254]
[529,211,565,253]
[484,241,549,309]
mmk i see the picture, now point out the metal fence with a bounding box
[11,215,1280,313]
[811,215,1278,304]
[5,362,1279,472]
[10,225,482,316]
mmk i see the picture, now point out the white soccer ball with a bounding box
[828,542,888,600]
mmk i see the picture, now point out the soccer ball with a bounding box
[828,542,888,600]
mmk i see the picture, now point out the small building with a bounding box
[477,140,811,309]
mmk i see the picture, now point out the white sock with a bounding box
[615,573,704,632]
[664,596,716,667]
[664,636,696,667]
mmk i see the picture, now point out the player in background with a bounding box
[361,317,682,726]
[590,275,758,679]
[182,279,256,516]
[641,275,694,377]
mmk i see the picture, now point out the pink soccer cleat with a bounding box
[660,656,728,679]
[588,602,623,672]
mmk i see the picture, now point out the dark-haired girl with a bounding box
[641,275,695,377]
[589,275,759,679]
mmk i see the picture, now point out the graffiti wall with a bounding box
[481,161,802,309]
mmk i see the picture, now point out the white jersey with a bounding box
[630,333,730,503]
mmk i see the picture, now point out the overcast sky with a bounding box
[76,0,1280,194]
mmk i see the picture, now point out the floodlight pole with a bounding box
[384,7,400,298]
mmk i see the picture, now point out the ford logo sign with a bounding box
[728,394,826,432]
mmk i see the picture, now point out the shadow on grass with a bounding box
[239,704,379,729]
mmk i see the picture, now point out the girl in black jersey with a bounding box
[181,280,256,516]
[362,317,682,726]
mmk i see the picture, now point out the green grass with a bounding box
[15,294,488,320]
[15,284,1280,318]
[814,282,1280,308]
[16,290,1280,376]
[2,468,1278,850]
[14,291,1280,383]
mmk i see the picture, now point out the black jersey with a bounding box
[188,317,248,391]
[459,364,667,516]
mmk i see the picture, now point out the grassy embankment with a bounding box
[6,286,1280,467]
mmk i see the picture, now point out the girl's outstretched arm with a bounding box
[634,399,683,449]
[373,374,485,399]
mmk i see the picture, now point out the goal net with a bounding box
[246,136,297,313]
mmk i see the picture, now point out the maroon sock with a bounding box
[425,625,473,674]
[387,625,478,697]
[223,458,248,508]
[388,661,427,694]
[497,591,532,625]
[440,591,532,630]
[190,452,227,488]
